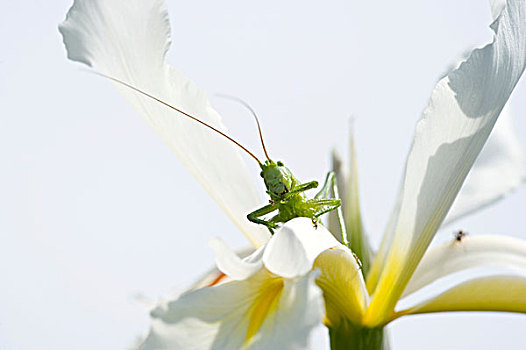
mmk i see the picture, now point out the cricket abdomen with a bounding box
[271,195,317,223]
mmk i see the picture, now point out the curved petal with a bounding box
[263,218,340,279]
[365,0,526,327]
[59,0,270,247]
[368,53,526,293]
[188,266,229,291]
[313,246,368,326]
[444,106,526,225]
[210,238,263,281]
[368,53,526,297]
[140,269,324,350]
[369,8,526,289]
[403,235,526,297]
[188,247,255,290]
[394,275,526,319]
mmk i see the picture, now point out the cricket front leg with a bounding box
[247,203,280,234]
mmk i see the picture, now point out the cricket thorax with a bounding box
[260,160,294,197]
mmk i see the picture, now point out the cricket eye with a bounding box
[260,171,264,178]
[277,161,284,166]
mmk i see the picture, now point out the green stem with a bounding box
[329,320,386,350]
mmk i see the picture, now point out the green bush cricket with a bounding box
[97,73,346,236]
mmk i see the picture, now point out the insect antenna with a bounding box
[90,72,262,165]
[216,94,271,161]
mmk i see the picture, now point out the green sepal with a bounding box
[329,320,386,350]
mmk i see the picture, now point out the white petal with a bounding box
[403,234,526,297]
[369,58,526,295]
[210,238,263,280]
[59,0,270,247]
[396,275,526,318]
[491,0,508,19]
[187,266,228,291]
[248,271,324,350]
[366,0,526,326]
[140,269,324,350]
[263,218,340,279]
[188,247,255,290]
[443,106,526,225]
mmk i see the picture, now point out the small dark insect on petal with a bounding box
[453,230,468,242]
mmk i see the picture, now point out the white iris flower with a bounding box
[60,0,526,349]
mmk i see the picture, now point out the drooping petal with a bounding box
[394,275,526,319]
[313,246,368,327]
[188,247,255,290]
[263,218,340,279]
[141,219,341,349]
[402,234,526,297]
[365,0,526,326]
[59,0,270,247]
[187,266,229,290]
[209,238,263,280]
[140,269,324,350]
[443,106,526,225]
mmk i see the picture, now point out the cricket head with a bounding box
[260,160,294,198]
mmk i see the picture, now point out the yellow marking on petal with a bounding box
[244,276,284,345]
[393,275,526,319]
[365,260,383,294]
[365,166,468,327]
[363,251,404,327]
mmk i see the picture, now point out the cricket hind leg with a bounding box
[302,198,340,230]
[247,203,280,234]
[282,180,319,199]
[312,171,349,246]
[310,199,341,218]
[314,172,335,199]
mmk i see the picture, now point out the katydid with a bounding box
[97,73,345,235]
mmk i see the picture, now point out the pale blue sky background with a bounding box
[1,0,526,349]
